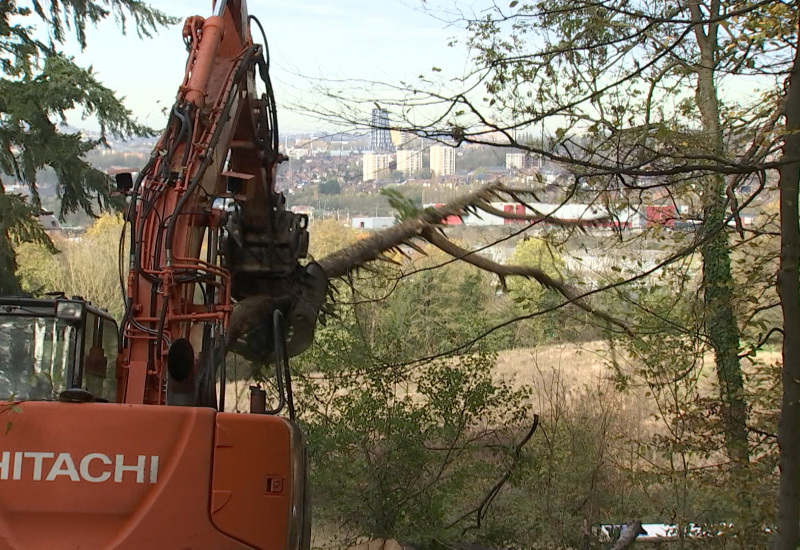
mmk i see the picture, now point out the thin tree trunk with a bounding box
[0,231,21,296]
[0,186,23,296]
[699,170,749,465]
[688,0,749,464]
[773,23,800,550]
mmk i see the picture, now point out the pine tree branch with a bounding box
[316,182,504,279]
[229,182,634,344]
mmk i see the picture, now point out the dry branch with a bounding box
[447,415,540,534]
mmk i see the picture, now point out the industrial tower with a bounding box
[370,108,393,151]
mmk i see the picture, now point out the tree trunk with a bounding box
[0,231,22,296]
[773,29,800,550]
[699,169,749,465]
[688,0,749,465]
[0,185,22,296]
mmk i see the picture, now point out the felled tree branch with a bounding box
[228,182,505,344]
[316,182,504,278]
[228,181,631,348]
[421,227,632,334]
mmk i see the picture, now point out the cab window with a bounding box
[0,316,75,400]
[81,312,119,402]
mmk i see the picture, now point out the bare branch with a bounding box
[446,415,540,533]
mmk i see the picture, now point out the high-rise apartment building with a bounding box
[506,153,525,170]
[370,108,393,151]
[506,153,543,170]
[363,152,393,181]
[396,149,423,176]
[391,130,420,149]
[430,145,456,176]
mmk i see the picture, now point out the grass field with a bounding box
[221,340,781,416]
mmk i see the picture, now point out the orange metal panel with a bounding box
[211,413,297,549]
[0,402,252,549]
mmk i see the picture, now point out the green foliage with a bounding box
[0,190,57,293]
[0,0,175,295]
[381,187,421,221]
[299,348,534,547]
[318,179,341,195]
[505,237,566,346]
[363,252,512,362]
[294,246,512,372]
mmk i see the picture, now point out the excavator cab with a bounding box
[0,296,118,402]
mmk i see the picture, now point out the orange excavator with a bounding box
[0,1,326,548]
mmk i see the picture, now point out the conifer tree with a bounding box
[0,0,174,294]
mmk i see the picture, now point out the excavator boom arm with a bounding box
[118,0,326,407]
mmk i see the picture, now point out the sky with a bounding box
[61,0,482,134]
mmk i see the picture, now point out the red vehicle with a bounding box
[0,2,325,548]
